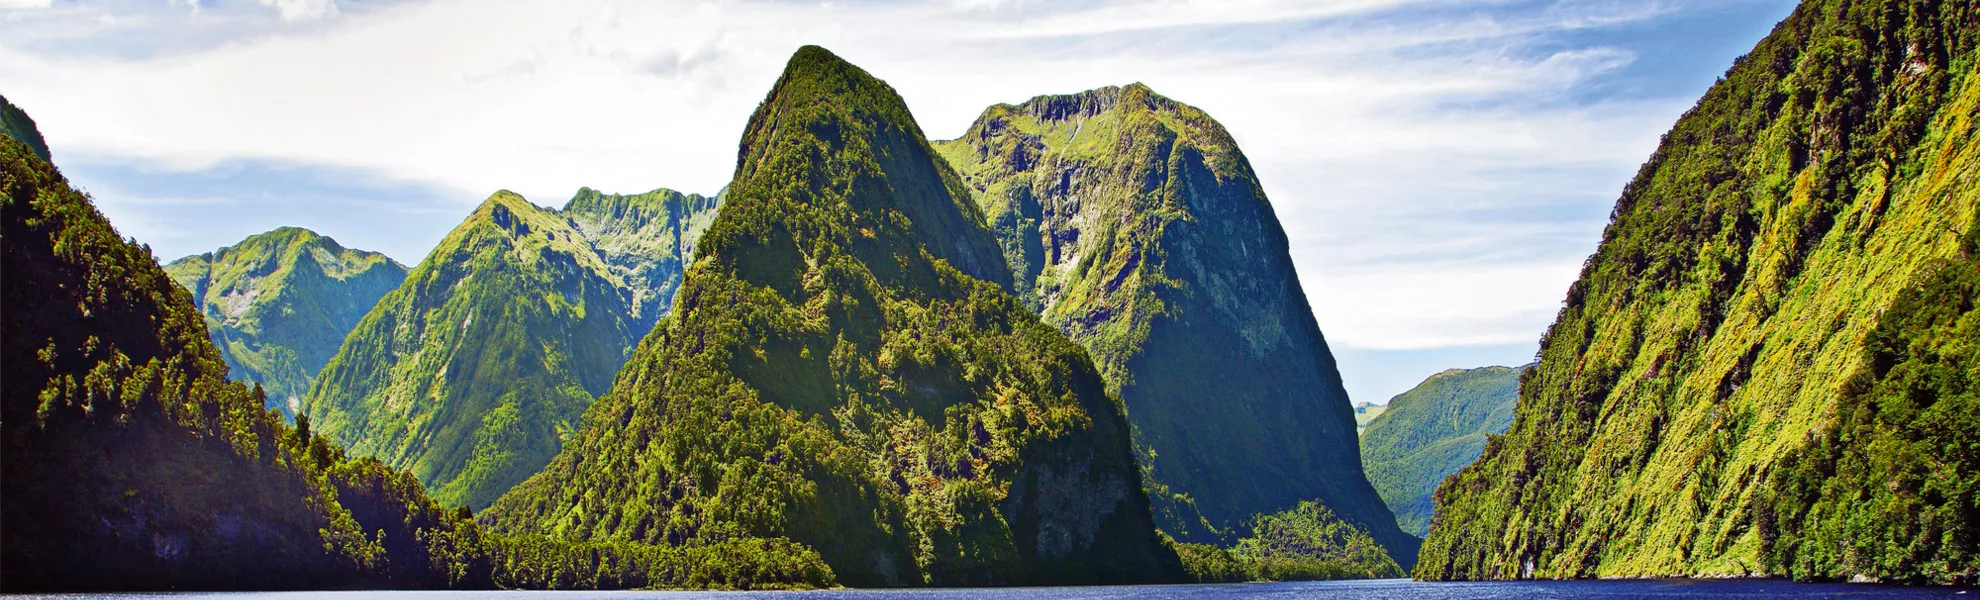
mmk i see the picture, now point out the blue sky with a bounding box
[0,0,1797,405]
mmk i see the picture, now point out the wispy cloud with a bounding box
[0,0,1798,402]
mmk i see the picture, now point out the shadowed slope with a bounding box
[485,45,1182,587]
[934,84,1415,566]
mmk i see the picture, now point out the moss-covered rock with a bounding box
[303,187,719,510]
[165,228,406,417]
[933,84,1415,566]
[1418,0,1980,583]
[483,45,1182,587]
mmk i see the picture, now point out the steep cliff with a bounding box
[933,84,1414,565]
[1419,0,1979,583]
[484,46,1182,587]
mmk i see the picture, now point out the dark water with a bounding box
[14,579,1978,600]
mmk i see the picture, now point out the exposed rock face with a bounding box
[483,46,1182,587]
[935,84,1416,566]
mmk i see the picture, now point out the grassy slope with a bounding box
[304,189,717,510]
[1419,0,1979,582]
[164,227,407,416]
[1358,366,1520,537]
[484,46,1182,587]
[931,84,1413,566]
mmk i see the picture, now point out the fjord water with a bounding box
[19,581,1978,600]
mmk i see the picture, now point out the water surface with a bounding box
[20,579,1977,600]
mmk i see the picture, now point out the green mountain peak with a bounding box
[935,82,1416,566]
[164,226,407,417]
[304,186,720,510]
[483,45,1180,587]
[725,44,1012,290]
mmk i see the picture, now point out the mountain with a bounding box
[303,187,718,510]
[1,94,50,162]
[1353,402,1388,433]
[1358,366,1521,537]
[164,228,407,416]
[483,46,1182,587]
[1418,0,1979,584]
[0,128,829,592]
[931,84,1414,565]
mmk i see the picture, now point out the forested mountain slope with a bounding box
[932,85,1413,565]
[166,228,406,416]
[1359,366,1520,537]
[0,129,830,592]
[304,188,718,510]
[484,46,1182,587]
[1,94,49,162]
[1419,0,1979,584]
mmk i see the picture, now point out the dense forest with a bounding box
[483,45,1184,587]
[165,227,407,417]
[1419,0,1979,584]
[302,188,718,510]
[932,85,1415,566]
[1359,366,1521,537]
[14,0,1978,586]
[0,126,831,591]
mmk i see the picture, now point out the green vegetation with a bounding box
[1,94,50,162]
[932,84,1413,566]
[0,133,831,592]
[1359,366,1521,537]
[1760,225,1980,584]
[164,228,406,417]
[303,187,718,510]
[1353,402,1388,433]
[1175,501,1407,583]
[483,46,1181,587]
[1418,0,1980,584]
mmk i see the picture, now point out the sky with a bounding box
[0,0,1798,406]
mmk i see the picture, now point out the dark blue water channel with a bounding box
[15,579,1978,600]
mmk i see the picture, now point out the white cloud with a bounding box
[0,0,1789,359]
[258,0,338,22]
[1309,259,1584,350]
[0,0,51,9]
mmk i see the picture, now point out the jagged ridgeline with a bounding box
[931,85,1414,564]
[165,228,407,417]
[1358,366,1520,537]
[304,188,718,510]
[0,105,829,592]
[1419,0,1979,584]
[484,46,1183,586]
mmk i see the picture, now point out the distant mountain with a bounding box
[303,187,718,510]
[1,94,50,162]
[1419,0,1980,584]
[484,46,1182,587]
[164,228,406,416]
[1358,366,1520,537]
[0,122,829,593]
[1352,402,1387,433]
[933,84,1414,566]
